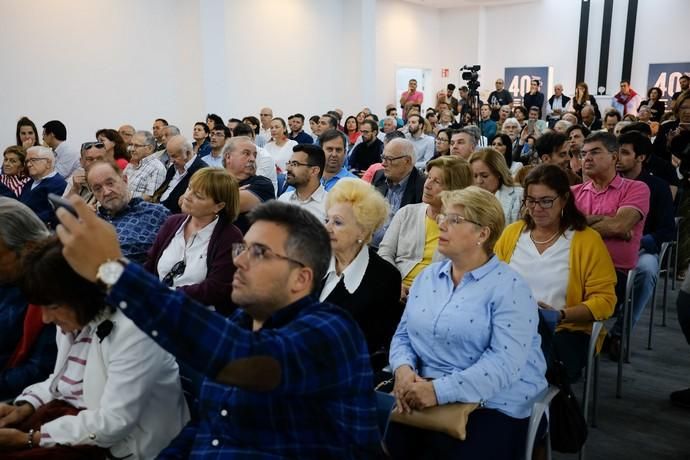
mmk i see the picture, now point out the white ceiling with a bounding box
[400,0,539,8]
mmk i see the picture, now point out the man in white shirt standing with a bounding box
[278,144,327,222]
[41,120,80,178]
[258,107,273,144]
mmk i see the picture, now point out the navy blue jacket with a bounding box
[19,174,67,228]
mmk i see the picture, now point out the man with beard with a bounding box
[278,145,327,222]
[88,160,169,263]
[405,114,434,169]
[535,131,582,185]
[204,126,231,168]
[287,114,314,144]
[349,120,384,174]
[319,129,357,191]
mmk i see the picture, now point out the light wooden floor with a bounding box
[555,280,690,460]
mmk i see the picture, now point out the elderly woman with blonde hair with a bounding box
[379,156,473,301]
[469,148,524,224]
[386,186,547,459]
[319,179,402,370]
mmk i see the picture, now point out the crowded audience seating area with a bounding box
[0,76,688,459]
[1,3,690,456]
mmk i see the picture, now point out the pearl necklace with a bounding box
[530,230,560,245]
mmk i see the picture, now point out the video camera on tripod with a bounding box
[461,64,481,92]
[459,65,483,133]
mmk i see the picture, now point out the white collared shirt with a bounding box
[278,184,327,222]
[157,215,218,288]
[160,155,197,202]
[53,142,81,178]
[319,245,369,302]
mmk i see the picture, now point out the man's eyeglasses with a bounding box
[25,158,50,164]
[380,154,408,164]
[162,260,186,287]
[285,160,316,168]
[81,142,105,151]
[523,197,559,209]
[232,242,305,267]
[436,213,482,227]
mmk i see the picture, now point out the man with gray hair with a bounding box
[371,138,425,246]
[223,136,275,233]
[124,130,167,199]
[546,83,571,127]
[450,128,478,160]
[378,116,398,142]
[0,198,57,400]
[152,135,207,214]
[19,146,67,228]
[155,125,181,168]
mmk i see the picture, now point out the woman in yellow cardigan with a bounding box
[495,164,617,382]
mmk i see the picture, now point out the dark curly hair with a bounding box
[20,237,112,326]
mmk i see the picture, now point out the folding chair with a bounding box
[647,242,671,349]
[617,269,636,398]
[525,385,559,460]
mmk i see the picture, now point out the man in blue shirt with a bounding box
[319,129,357,191]
[53,199,381,459]
[87,161,170,263]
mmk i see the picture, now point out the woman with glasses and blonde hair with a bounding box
[386,186,547,459]
[145,168,242,315]
[495,164,616,382]
[319,179,402,371]
[379,156,473,302]
[469,148,524,224]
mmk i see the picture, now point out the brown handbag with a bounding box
[390,402,480,440]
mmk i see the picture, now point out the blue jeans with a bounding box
[611,251,659,337]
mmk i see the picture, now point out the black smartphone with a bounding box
[48,193,78,217]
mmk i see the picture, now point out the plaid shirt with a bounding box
[0,285,57,400]
[97,198,170,264]
[124,154,167,198]
[107,263,381,459]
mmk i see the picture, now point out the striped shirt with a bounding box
[0,174,31,197]
[20,326,92,447]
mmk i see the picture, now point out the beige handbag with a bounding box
[390,402,480,440]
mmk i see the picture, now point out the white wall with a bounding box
[0,0,204,146]
[439,0,581,100]
[440,0,688,102]
[374,0,442,114]
[1,0,688,148]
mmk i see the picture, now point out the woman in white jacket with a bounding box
[0,237,189,459]
[378,156,473,301]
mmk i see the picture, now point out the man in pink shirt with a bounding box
[571,131,650,359]
[400,79,424,118]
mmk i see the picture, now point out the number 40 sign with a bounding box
[647,63,690,99]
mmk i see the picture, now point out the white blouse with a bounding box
[157,216,218,288]
[508,229,573,310]
[264,139,298,171]
[319,245,369,302]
